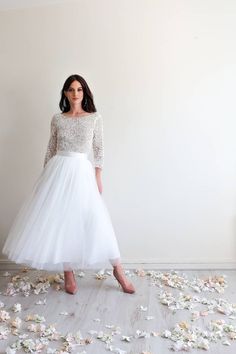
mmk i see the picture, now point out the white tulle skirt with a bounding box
[2,151,121,271]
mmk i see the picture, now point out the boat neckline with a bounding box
[60,112,97,119]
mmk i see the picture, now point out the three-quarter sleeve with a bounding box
[44,115,57,168]
[93,114,104,169]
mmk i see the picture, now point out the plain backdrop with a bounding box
[0,0,236,267]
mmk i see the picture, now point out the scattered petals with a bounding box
[135,330,150,338]
[35,298,47,305]
[97,331,113,344]
[0,269,234,353]
[139,305,148,312]
[12,303,22,313]
[10,317,22,329]
[95,270,107,280]
[0,310,10,322]
[145,316,154,320]
[0,324,11,339]
[121,335,132,342]
[93,318,101,322]
[222,340,231,346]
[135,269,146,277]
[78,271,85,278]
[25,314,46,323]
[106,345,127,354]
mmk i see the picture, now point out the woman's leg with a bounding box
[110,259,135,294]
[63,264,78,294]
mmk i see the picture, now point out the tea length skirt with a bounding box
[2,151,121,271]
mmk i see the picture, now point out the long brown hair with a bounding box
[59,74,97,113]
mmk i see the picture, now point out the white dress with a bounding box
[2,112,121,271]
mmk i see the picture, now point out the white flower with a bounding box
[97,331,113,343]
[10,317,22,329]
[139,305,148,311]
[106,345,127,354]
[93,318,101,322]
[121,335,132,342]
[135,330,150,338]
[27,323,38,332]
[161,330,172,338]
[12,303,22,313]
[35,298,47,305]
[145,316,154,320]
[0,310,10,322]
[78,272,85,278]
[222,340,231,346]
[0,324,10,339]
[25,314,46,323]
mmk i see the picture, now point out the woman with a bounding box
[2,74,135,295]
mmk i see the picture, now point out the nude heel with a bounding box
[64,270,78,295]
[113,267,135,294]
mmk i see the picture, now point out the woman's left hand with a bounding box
[95,168,103,194]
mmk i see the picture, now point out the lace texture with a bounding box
[44,112,104,168]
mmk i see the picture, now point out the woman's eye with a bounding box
[68,88,82,92]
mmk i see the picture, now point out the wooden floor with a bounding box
[0,268,236,353]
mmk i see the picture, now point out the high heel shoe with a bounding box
[113,267,135,294]
[64,270,78,295]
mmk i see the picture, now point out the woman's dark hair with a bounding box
[59,74,97,113]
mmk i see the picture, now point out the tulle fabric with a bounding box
[2,151,121,271]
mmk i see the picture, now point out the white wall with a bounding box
[0,0,236,267]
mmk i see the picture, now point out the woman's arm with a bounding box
[95,167,103,194]
[93,114,104,194]
[43,115,57,168]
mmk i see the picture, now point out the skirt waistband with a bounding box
[57,150,87,158]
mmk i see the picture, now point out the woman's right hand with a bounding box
[95,168,103,194]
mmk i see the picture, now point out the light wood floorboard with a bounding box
[0,269,235,353]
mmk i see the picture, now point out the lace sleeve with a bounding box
[93,114,104,169]
[43,115,57,168]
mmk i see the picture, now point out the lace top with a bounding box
[44,112,104,168]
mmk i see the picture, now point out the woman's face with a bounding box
[64,80,84,107]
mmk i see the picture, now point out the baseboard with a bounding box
[0,259,236,271]
[121,261,236,270]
